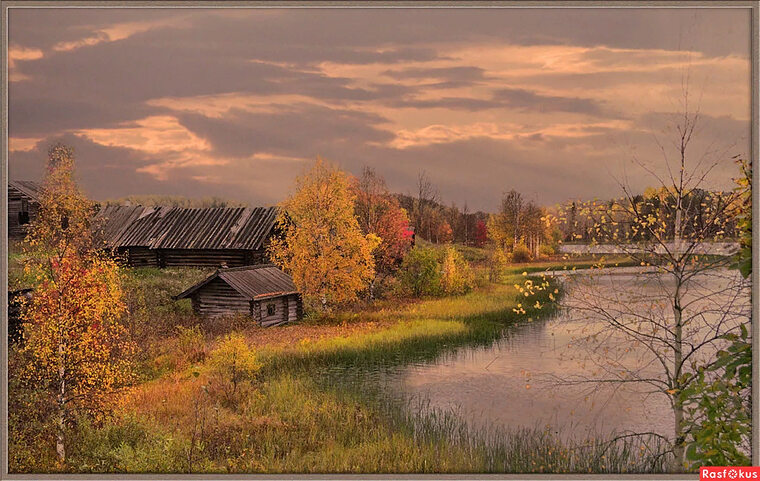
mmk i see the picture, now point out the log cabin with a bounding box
[8,180,42,239]
[174,265,303,326]
[94,205,279,268]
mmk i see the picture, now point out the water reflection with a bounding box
[319,269,749,443]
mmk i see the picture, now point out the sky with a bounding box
[7,7,752,211]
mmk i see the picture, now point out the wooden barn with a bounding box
[174,265,303,326]
[8,180,42,239]
[95,205,279,268]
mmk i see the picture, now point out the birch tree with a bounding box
[20,144,135,464]
[529,89,750,471]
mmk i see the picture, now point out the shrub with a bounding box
[399,247,441,297]
[440,247,475,295]
[176,325,207,366]
[539,244,555,258]
[511,243,532,263]
[488,249,510,282]
[207,334,261,406]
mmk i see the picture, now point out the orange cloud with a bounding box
[53,17,189,52]
[77,115,210,154]
[8,45,44,81]
[9,137,43,152]
[390,120,633,149]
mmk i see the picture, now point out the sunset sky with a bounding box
[8,7,751,211]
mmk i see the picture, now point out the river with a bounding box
[388,268,750,441]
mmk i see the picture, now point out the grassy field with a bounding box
[9,244,662,474]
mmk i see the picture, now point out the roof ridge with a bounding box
[218,263,278,273]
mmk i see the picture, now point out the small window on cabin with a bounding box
[18,200,30,225]
[266,303,276,316]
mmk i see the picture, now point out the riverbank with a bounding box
[9,257,664,473]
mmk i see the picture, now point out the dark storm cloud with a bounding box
[9,96,157,138]
[493,88,616,117]
[382,66,487,82]
[387,97,498,111]
[176,105,395,158]
[9,17,425,138]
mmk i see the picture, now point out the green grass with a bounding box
[63,372,666,474]
[414,239,490,265]
[8,240,29,290]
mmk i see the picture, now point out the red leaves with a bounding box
[474,220,488,247]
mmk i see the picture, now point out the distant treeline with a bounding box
[103,195,248,208]
[552,186,741,243]
[103,180,739,247]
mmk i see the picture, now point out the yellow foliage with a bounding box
[440,246,474,295]
[208,333,262,404]
[268,157,375,309]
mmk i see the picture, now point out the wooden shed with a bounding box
[8,180,42,239]
[174,265,303,326]
[94,205,279,268]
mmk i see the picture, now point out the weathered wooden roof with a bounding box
[94,205,155,246]
[174,264,298,301]
[8,180,43,201]
[95,205,279,250]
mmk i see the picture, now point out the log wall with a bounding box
[256,293,302,327]
[8,188,39,239]
[119,248,268,268]
[123,247,158,267]
[192,278,251,317]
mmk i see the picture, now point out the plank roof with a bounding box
[174,264,298,301]
[95,205,279,250]
[9,180,43,201]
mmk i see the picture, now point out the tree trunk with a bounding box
[672,273,685,471]
[368,277,376,302]
[57,342,67,463]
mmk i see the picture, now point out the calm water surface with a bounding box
[321,270,749,441]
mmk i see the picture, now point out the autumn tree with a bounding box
[521,201,546,258]
[19,144,135,463]
[269,157,377,310]
[435,220,453,244]
[462,202,471,245]
[354,166,413,299]
[488,190,524,251]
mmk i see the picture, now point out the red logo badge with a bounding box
[701,467,760,480]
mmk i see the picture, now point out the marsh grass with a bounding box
[67,371,666,474]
